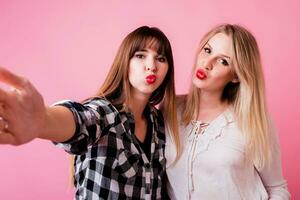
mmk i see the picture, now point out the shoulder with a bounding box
[84,97,112,106]
[84,97,119,114]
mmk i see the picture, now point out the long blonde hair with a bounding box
[183,24,272,170]
[70,26,179,183]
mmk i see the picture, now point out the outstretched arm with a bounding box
[0,67,76,145]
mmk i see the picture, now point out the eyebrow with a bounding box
[206,43,231,60]
[136,48,165,56]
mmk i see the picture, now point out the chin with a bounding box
[139,87,156,95]
[192,78,203,89]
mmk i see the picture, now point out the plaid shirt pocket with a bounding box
[115,149,141,179]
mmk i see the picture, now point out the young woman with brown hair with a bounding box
[0,26,179,200]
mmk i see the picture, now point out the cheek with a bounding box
[129,63,142,77]
[128,65,140,85]
[158,64,169,80]
[212,72,234,87]
[163,65,169,78]
[128,66,134,82]
[196,53,205,65]
[128,72,135,87]
[213,68,233,79]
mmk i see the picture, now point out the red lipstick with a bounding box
[146,75,156,84]
[196,69,207,80]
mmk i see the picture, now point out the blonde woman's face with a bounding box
[128,47,168,98]
[193,33,238,94]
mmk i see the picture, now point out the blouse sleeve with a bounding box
[257,125,291,200]
[52,98,118,155]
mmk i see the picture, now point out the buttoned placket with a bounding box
[145,111,160,200]
[126,109,160,200]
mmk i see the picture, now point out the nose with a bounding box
[146,57,157,72]
[202,58,213,71]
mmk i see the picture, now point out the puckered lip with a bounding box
[196,68,207,80]
[146,74,157,84]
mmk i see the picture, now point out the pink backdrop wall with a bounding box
[0,0,299,199]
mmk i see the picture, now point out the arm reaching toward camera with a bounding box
[0,67,76,145]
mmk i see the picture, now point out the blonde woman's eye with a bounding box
[203,47,211,54]
[220,59,229,66]
[157,56,166,63]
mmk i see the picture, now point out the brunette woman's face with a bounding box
[128,47,169,98]
[193,33,238,94]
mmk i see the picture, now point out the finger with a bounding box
[0,116,9,131]
[0,132,15,145]
[0,99,13,122]
[0,87,9,102]
[0,67,25,89]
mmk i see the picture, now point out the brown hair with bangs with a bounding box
[95,26,175,110]
[97,26,180,161]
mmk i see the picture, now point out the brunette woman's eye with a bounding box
[203,47,211,54]
[157,56,166,63]
[135,54,145,59]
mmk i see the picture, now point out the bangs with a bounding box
[130,36,168,57]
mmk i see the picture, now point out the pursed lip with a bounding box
[146,75,157,84]
[196,68,207,80]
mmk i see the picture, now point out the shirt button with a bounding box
[145,163,151,168]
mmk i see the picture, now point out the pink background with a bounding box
[0,0,299,199]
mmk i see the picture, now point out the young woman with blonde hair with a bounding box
[165,24,290,199]
[0,26,179,200]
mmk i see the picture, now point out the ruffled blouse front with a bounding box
[165,109,290,200]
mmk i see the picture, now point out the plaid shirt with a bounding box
[54,97,166,200]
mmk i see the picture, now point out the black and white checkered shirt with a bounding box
[54,97,166,200]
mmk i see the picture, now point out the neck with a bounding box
[128,92,150,120]
[197,91,229,122]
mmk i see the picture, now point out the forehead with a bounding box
[135,37,166,55]
[206,33,233,57]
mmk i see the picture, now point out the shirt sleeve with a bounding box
[52,98,118,155]
[257,125,291,200]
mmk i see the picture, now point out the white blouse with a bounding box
[165,108,290,200]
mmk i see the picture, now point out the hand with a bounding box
[0,67,47,145]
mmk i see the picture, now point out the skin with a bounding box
[192,33,239,122]
[0,48,168,145]
[0,68,77,145]
[128,47,168,142]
